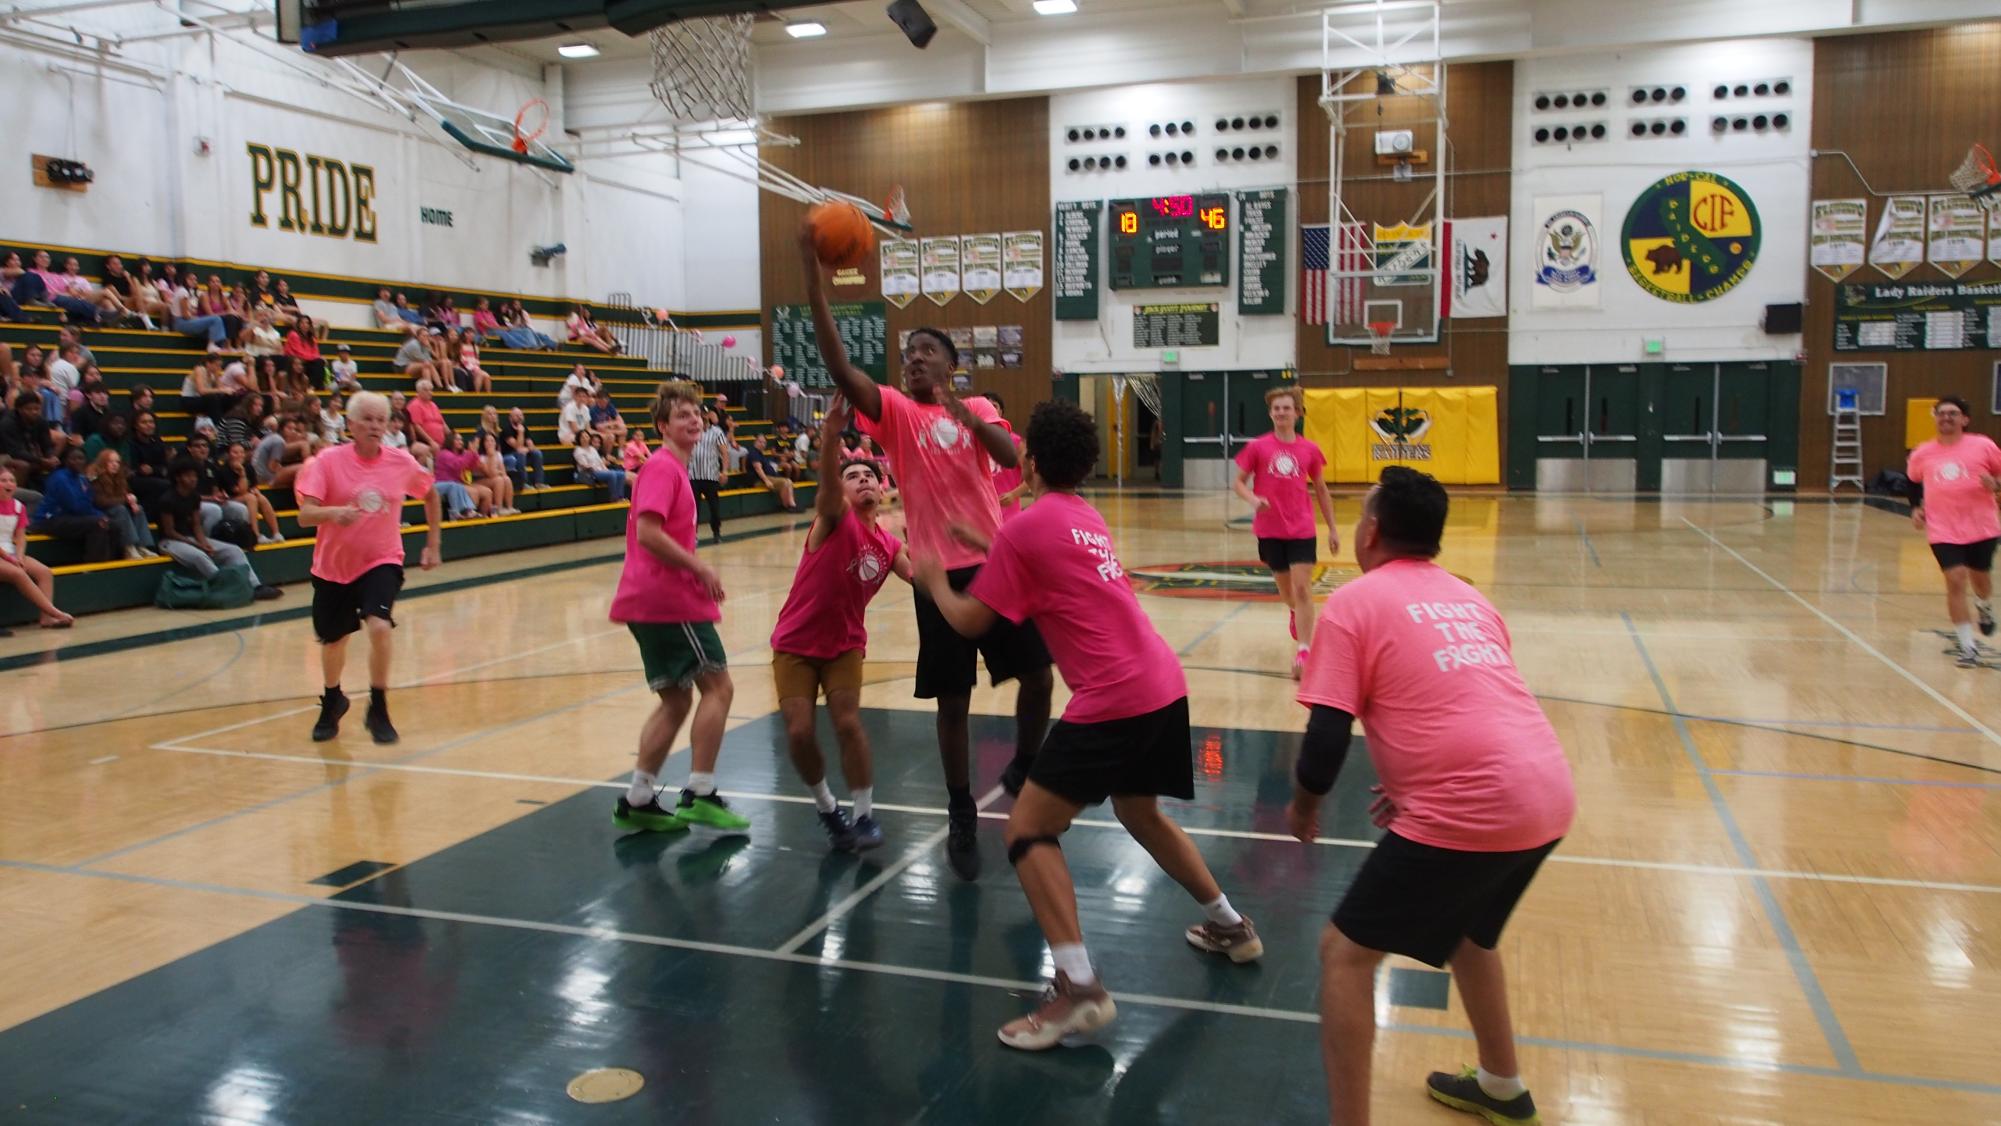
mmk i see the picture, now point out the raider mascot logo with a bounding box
[1370,405,1433,462]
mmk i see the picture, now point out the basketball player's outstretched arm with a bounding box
[798,223,882,421]
[807,398,851,552]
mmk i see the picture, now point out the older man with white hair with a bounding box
[296,390,443,745]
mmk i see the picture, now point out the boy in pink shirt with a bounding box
[801,223,1053,881]
[608,381,750,835]
[1234,386,1338,679]
[986,393,1029,519]
[770,399,911,852]
[1906,395,2001,666]
[296,391,443,744]
[919,399,1262,1052]
[1288,467,1574,1126]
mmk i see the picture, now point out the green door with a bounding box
[1584,364,1641,491]
[1229,370,1281,452]
[1178,371,1227,484]
[1659,362,1717,491]
[1715,362,1774,493]
[1530,365,1588,489]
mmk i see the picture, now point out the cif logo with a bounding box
[1622,170,1761,303]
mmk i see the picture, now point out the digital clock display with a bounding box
[1108,193,1232,289]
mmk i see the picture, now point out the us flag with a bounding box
[1302,222,1369,327]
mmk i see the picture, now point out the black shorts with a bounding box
[312,564,404,644]
[1332,831,1560,968]
[1258,537,1317,571]
[1931,538,1999,573]
[913,563,1052,699]
[1029,697,1195,806]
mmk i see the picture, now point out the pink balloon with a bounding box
[770,364,785,379]
[721,335,737,349]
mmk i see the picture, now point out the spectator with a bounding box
[0,391,59,494]
[87,449,158,559]
[590,391,628,448]
[57,326,96,370]
[283,314,326,386]
[246,268,274,309]
[278,358,316,413]
[0,255,26,322]
[395,332,435,385]
[384,413,410,451]
[558,387,594,446]
[622,427,651,473]
[272,278,301,324]
[393,291,425,330]
[328,344,361,393]
[59,256,132,325]
[250,355,280,397]
[9,250,99,324]
[253,415,306,487]
[218,393,264,451]
[570,430,627,501]
[499,405,546,491]
[470,297,501,343]
[566,303,620,354]
[127,410,172,510]
[200,275,244,345]
[219,358,257,399]
[214,441,284,544]
[156,456,282,601]
[423,291,454,332]
[431,429,495,517]
[414,441,475,520]
[559,363,602,405]
[165,272,227,351]
[180,355,239,419]
[32,447,116,562]
[688,405,734,543]
[0,467,72,628]
[496,299,557,350]
[103,256,166,328]
[181,434,251,535]
[746,436,799,512]
[68,385,114,440]
[319,392,348,445]
[44,343,81,424]
[406,380,447,453]
[472,432,518,515]
[81,410,131,465]
[129,384,155,415]
[242,306,283,358]
[456,334,492,394]
[374,287,418,336]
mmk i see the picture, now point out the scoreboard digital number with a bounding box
[1108,194,1230,289]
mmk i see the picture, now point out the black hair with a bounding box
[984,392,1005,413]
[1937,395,1973,416]
[1026,399,1098,490]
[1369,466,1448,557]
[168,455,201,479]
[12,390,38,411]
[840,458,884,483]
[907,327,958,366]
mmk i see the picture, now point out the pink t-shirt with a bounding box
[0,497,24,556]
[1235,432,1326,540]
[407,398,447,447]
[992,431,1025,520]
[294,444,434,583]
[1298,558,1574,852]
[769,509,903,660]
[609,451,718,624]
[858,386,1003,570]
[433,447,478,484]
[1908,434,2001,546]
[970,491,1186,723]
[622,441,650,473]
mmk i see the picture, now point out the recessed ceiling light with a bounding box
[556,43,599,58]
[1032,0,1078,14]
[785,21,828,37]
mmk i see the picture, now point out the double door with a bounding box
[1530,364,1642,492]
[1660,362,1774,494]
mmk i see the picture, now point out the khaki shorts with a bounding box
[772,649,865,701]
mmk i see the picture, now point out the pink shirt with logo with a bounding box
[970,491,1187,724]
[769,509,903,660]
[1235,432,1326,540]
[609,451,718,624]
[1907,434,2001,546]
[294,445,434,583]
[1298,558,1575,853]
[858,386,1002,570]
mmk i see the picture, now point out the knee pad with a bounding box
[1007,835,1061,867]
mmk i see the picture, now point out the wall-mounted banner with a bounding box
[961,234,1003,304]
[246,142,378,243]
[1809,199,1867,283]
[1445,216,1507,318]
[1053,201,1101,321]
[1869,195,1926,280]
[1531,195,1601,309]
[1002,230,1044,301]
[921,236,961,306]
[880,239,919,308]
[1621,170,1761,304]
[1236,188,1288,316]
[1373,222,1432,287]
[1928,194,1986,279]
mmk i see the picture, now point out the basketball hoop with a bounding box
[1950,143,2001,211]
[1368,321,1395,356]
[648,14,755,126]
[512,99,549,156]
[883,185,911,230]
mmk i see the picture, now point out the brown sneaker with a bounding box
[997,972,1117,1051]
[1186,915,1265,963]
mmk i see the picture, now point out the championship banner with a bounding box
[1621,171,1762,304]
[1531,195,1601,308]
[921,236,960,306]
[880,239,919,308]
[1928,195,1985,278]
[1869,195,1926,280]
[1445,216,1507,318]
[1302,386,1500,485]
[1809,199,1867,283]
[961,233,1002,304]
[1373,222,1432,287]
[1002,230,1044,301]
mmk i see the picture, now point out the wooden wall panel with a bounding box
[758,99,1051,430]
[1802,26,2001,484]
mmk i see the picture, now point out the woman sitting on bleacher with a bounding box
[127,410,172,510]
[199,276,245,348]
[87,449,158,560]
[566,304,620,355]
[498,406,547,491]
[180,356,242,420]
[570,430,627,501]
[32,447,117,563]
[243,307,283,359]
[456,334,492,394]
[102,256,165,329]
[0,467,72,629]
[272,279,300,327]
[60,258,135,327]
[162,272,226,352]
[470,297,501,343]
[423,292,456,333]
[283,314,326,387]
[214,440,284,545]
[473,432,519,516]
[432,430,495,518]
[496,300,557,351]
[6,250,98,325]
[374,287,420,337]
[278,358,316,414]
[218,393,264,452]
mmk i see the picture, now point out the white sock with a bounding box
[686,771,717,797]
[851,786,874,820]
[1957,622,1977,651]
[1477,1068,1526,1100]
[1050,942,1095,986]
[626,770,658,805]
[809,779,837,813]
[1201,893,1243,927]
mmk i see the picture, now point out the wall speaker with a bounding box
[1763,303,1803,334]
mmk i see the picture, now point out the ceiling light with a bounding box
[785,21,827,38]
[557,43,599,58]
[1033,0,1078,14]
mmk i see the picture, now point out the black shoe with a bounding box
[817,807,858,852]
[252,584,283,601]
[312,691,349,742]
[945,807,981,880]
[999,754,1034,798]
[1425,1067,1540,1125]
[849,814,885,852]
[364,702,398,744]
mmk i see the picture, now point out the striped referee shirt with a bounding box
[689,426,728,482]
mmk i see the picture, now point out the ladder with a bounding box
[1830,399,1864,491]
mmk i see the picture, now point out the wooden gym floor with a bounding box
[1,490,1997,1124]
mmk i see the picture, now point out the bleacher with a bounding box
[0,296,802,624]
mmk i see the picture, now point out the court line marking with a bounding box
[6,856,1999,1099]
[1682,516,2001,757]
[1709,768,2001,790]
[1576,517,1602,568]
[132,744,2001,896]
[1623,612,1862,1075]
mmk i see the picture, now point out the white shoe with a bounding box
[125,546,145,560]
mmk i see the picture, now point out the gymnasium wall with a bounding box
[1799,25,2001,481]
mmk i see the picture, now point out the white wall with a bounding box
[1049,77,1299,375]
[1508,40,1813,364]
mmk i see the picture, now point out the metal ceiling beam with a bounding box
[923,0,989,45]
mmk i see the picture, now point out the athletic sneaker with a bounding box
[253,584,284,601]
[849,814,885,852]
[677,788,751,830]
[364,701,398,745]
[613,795,687,833]
[998,972,1116,1051]
[311,690,349,742]
[945,807,981,880]
[1958,646,1981,669]
[1425,1067,1540,1125]
[818,807,859,851]
[1185,916,1265,963]
[1981,603,1996,637]
[999,754,1033,798]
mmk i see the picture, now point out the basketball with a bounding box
[806,200,875,269]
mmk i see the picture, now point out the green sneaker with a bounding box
[613,796,688,833]
[677,788,751,831]
[1426,1067,1540,1126]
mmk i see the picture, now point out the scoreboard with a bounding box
[1109,194,1230,289]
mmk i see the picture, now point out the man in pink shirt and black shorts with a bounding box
[297,391,442,744]
[920,399,1261,1052]
[1234,386,1338,678]
[1289,467,1575,1126]
[802,225,1053,881]
[1906,395,2001,667]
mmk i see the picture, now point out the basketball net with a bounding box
[1368,321,1395,356]
[1950,143,2001,212]
[512,99,549,156]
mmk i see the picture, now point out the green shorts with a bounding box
[627,621,728,691]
